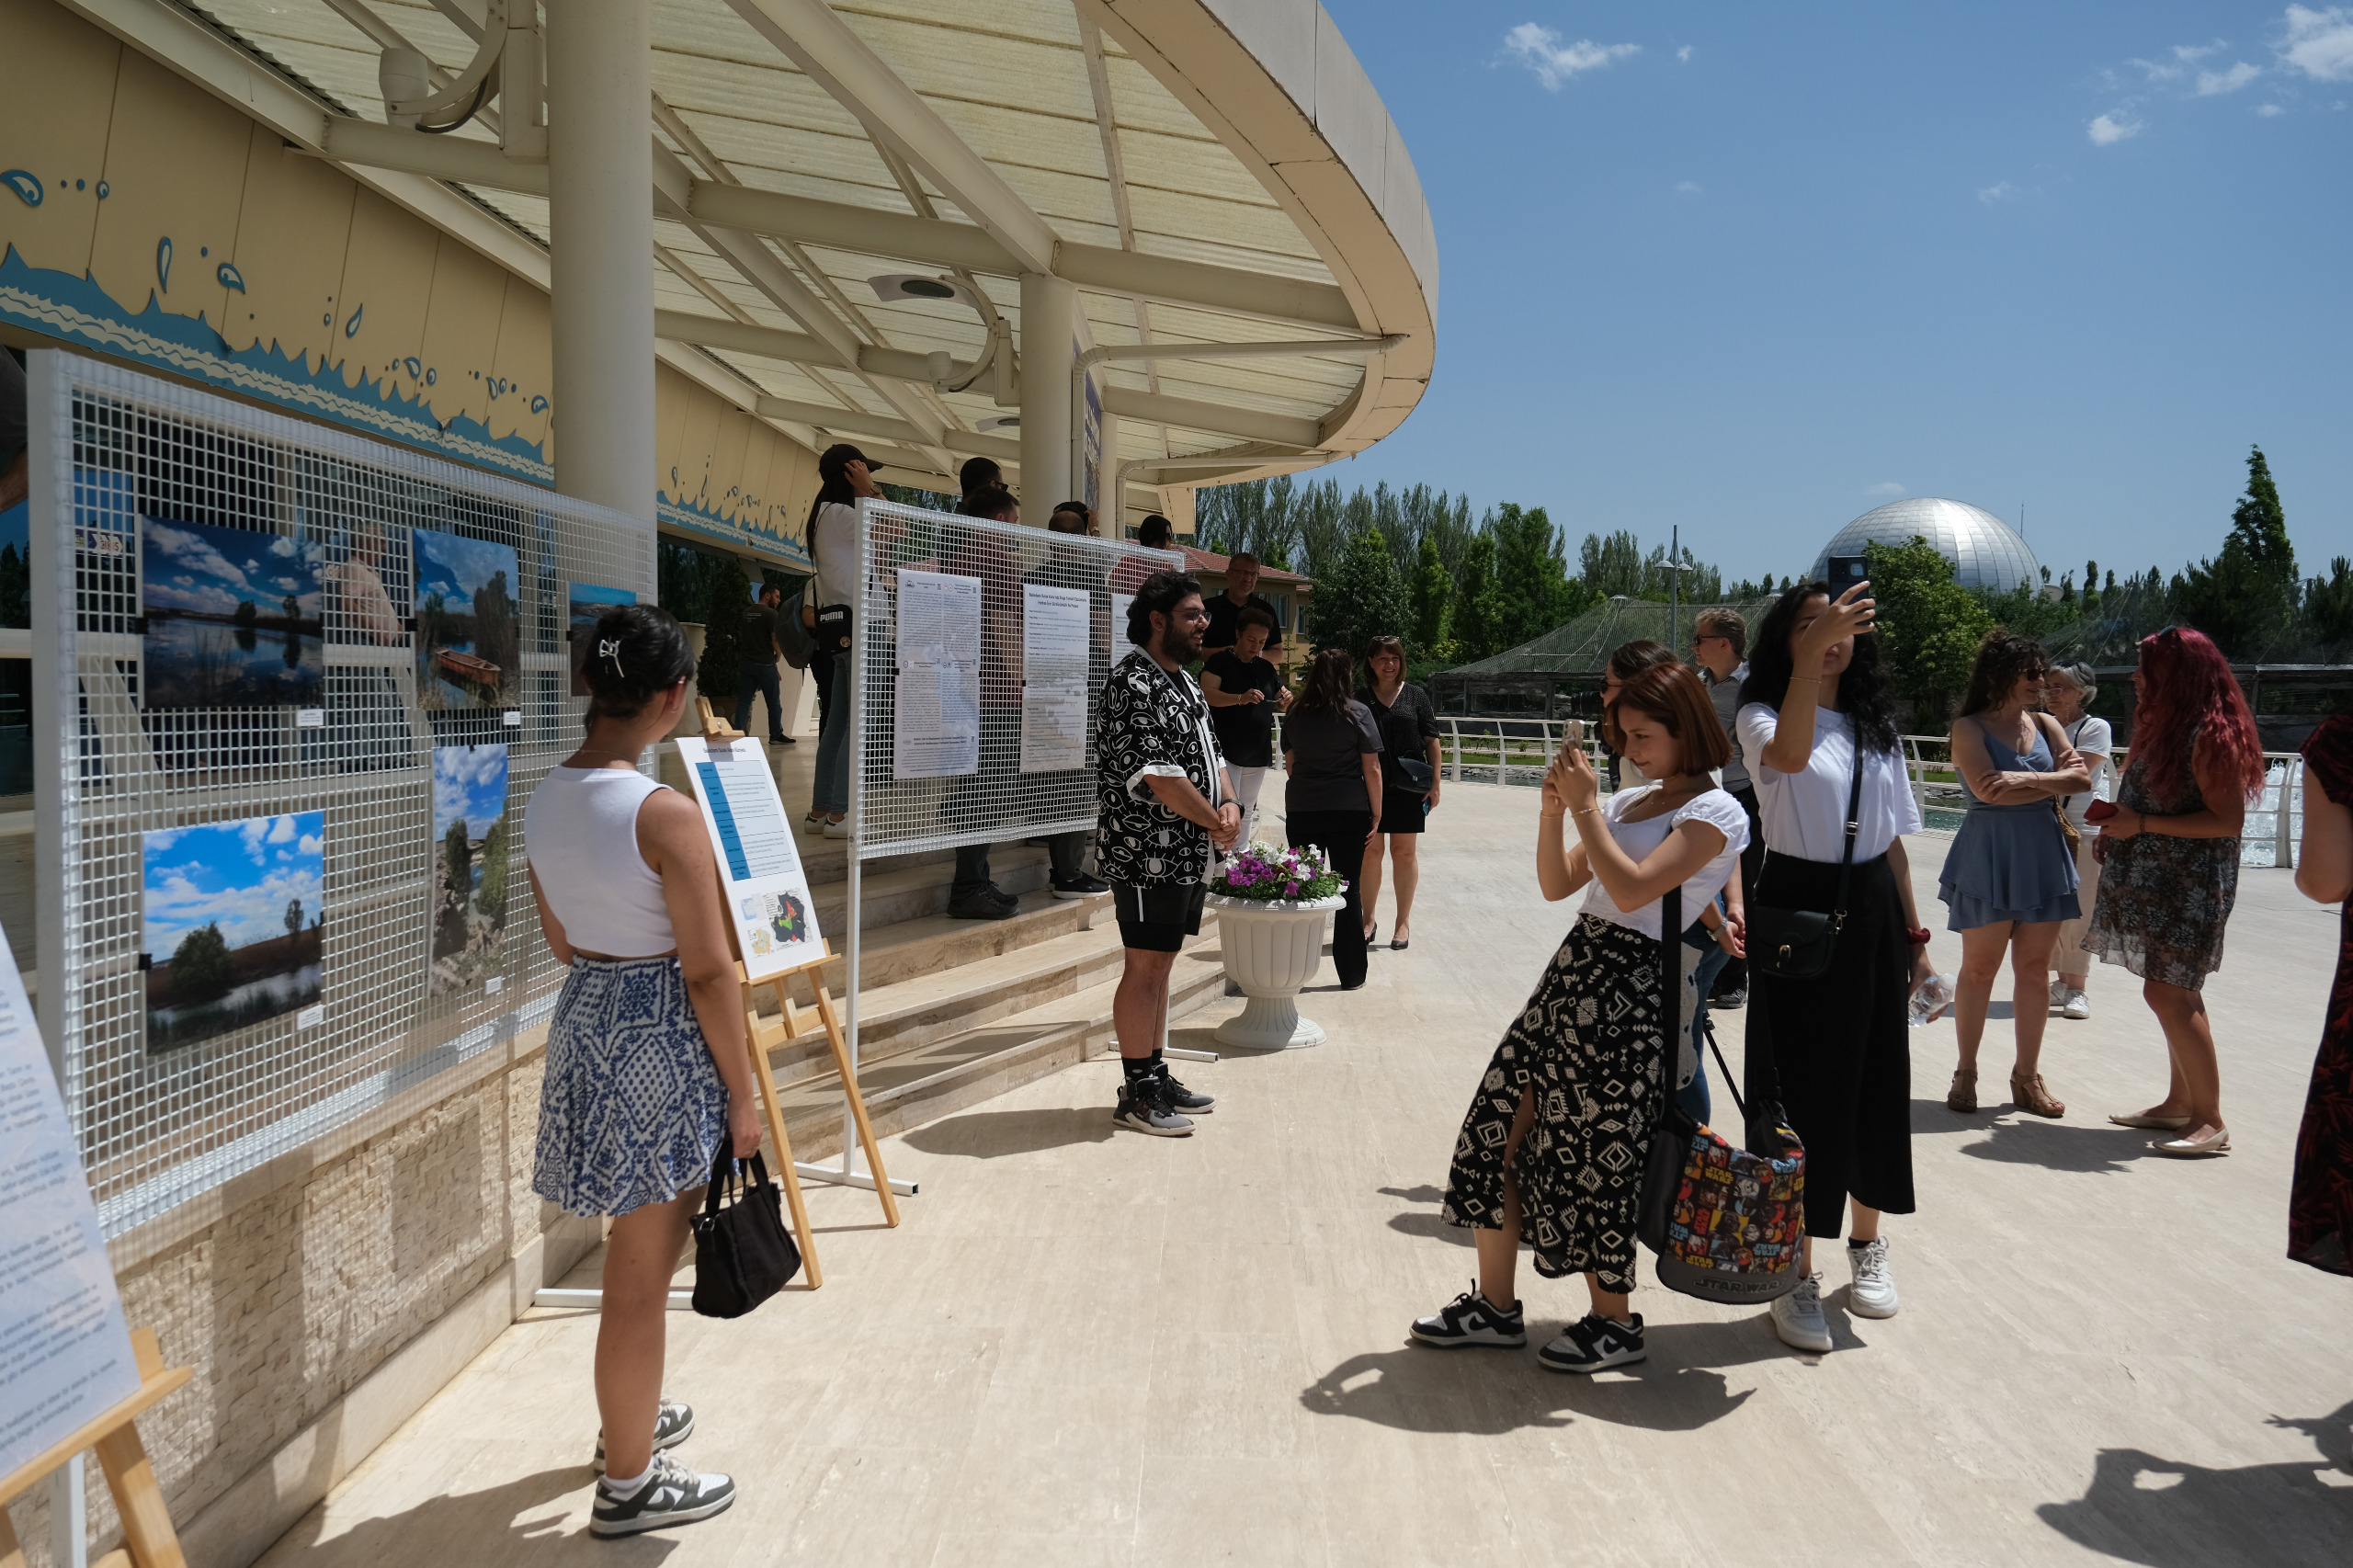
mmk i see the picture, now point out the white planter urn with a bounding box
[1207,892,1346,1050]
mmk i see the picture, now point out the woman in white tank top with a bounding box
[523,605,757,1537]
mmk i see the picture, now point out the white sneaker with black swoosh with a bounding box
[589,1452,736,1538]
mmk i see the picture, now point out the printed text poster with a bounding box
[893,570,982,779]
[677,737,825,980]
[1019,584,1090,774]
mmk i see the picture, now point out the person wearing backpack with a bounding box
[1412,662,1745,1371]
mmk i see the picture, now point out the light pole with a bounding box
[1664,523,1697,653]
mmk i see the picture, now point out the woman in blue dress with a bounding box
[1940,630,2091,1118]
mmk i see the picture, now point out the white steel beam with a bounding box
[1101,388,1320,450]
[750,398,1017,460]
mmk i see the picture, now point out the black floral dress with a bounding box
[1441,915,1665,1296]
[2290,712,2353,1276]
[2083,743,2239,989]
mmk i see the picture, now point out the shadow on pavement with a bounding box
[256,1469,632,1568]
[2037,1402,2353,1566]
[900,1106,1114,1158]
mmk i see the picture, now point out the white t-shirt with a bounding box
[1734,702,1924,861]
[2063,714,2114,827]
[811,500,858,610]
[1577,784,1750,939]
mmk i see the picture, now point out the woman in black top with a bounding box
[1201,606,1289,852]
[1283,648,1385,990]
[1358,635,1442,949]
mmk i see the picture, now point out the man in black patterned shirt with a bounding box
[1097,570,1239,1135]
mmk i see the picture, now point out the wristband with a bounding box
[1904,926,1932,947]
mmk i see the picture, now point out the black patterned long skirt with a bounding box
[1440,914,1665,1295]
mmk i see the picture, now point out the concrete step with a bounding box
[772,936,1230,1167]
[806,845,1054,932]
[768,881,1114,1006]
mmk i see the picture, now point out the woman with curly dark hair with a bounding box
[1735,580,1934,1354]
[1939,631,2090,1119]
[2086,626,2266,1156]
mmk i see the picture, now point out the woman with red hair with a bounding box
[2084,627,2266,1155]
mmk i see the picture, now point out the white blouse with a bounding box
[1734,702,1924,862]
[2063,714,2114,827]
[811,501,858,610]
[1577,784,1750,939]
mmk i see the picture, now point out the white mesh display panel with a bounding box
[849,498,1185,860]
[27,352,654,1242]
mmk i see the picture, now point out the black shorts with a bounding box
[1112,881,1206,953]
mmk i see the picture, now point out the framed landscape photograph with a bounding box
[429,743,510,997]
[566,583,637,696]
[139,516,325,709]
[413,528,521,712]
[143,812,326,1051]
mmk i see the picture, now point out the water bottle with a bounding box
[1908,972,1955,1027]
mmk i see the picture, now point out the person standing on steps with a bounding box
[1736,580,1935,1355]
[732,581,795,746]
[1281,648,1384,993]
[805,443,881,839]
[1411,663,1744,1372]
[1200,605,1287,854]
[2084,626,2265,1158]
[1939,631,2088,1120]
[2045,663,2114,1021]
[1691,608,1757,1008]
[1097,570,1238,1134]
[526,606,760,1538]
[1358,635,1442,950]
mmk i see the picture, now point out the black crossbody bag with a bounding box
[1745,748,1864,981]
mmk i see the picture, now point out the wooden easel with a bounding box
[695,702,898,1296]
[0,1329,191,1568]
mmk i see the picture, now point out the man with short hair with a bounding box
[1097,569,1239,1135]
[959,456,1002,500]
[1692,607,1757,1005]
[733,581,795,745]
[1200,551,1285,659]
[1137,514,1175,551]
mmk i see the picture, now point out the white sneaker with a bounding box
[2062,988,2091,1020]
[823,817,852,839]
[1846,1237,1900,1318]
[1769,1273,1833,1352]
[2048,978,2068,1008]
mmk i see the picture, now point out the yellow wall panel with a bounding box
[415,238,509,430]
[332,188,438,403]
[0,0,121,276]
[666,381,728,514]
[708,406,753,522]
[653,359,693,497]
[85,50,247,334]
[486,272,552,451]
[222,126,358,364]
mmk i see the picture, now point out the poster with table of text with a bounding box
[677,736,826,981]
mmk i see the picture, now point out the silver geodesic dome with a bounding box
[1812,497,2041,594]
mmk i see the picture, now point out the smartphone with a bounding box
[1563,719,1586,745]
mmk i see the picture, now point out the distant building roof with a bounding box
[1441,596,1781,679]
[1813,497,2041,595]
[1179,547,1310,587]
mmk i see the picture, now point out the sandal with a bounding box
[1947,1068,1978,1114]
[2010,1073,2065,1119]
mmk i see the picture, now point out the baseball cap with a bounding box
[818,442,881,480]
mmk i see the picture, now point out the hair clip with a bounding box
[598,637,624,676]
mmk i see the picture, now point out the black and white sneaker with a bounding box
[1410,1284,1527,1347]
[1162,1072,1214,1114]
[592,1399,694,1473]
[1537,1312,1647,1373]
[1113,1069,1194,1136]
[588,1452,736,1537]
[1051,871,1110,899]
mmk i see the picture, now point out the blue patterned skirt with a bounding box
[532,955,731,1218]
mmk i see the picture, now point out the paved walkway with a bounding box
[257,779,2351,1567]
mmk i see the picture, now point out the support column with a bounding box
[1091,410,1120,537]
[1017,271,1077,529]
[546,0,655,523]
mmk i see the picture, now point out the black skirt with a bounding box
[1745,852,1915,1238]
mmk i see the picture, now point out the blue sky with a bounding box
[1316,2,2352,588]
[141,516,323,618]
[432,744,507,841]
[412,528,516,614]
[143,812,324,955]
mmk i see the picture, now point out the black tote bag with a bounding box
[690,1148,801,1318]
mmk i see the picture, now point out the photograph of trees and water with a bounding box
[414,528,520,712]
[139,516,325,709]
[429,743,508,998]
[142,812,325,1051]
[566,583,635,696]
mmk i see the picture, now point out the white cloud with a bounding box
[1677,45,1693,62]
[267,814,296,845]
[1674,179,1703,195]
[1977,180,2018,203]
[1863,483,1906,498]
[1503,23,1640,89]
[2257,100,2287,114]
[2279,6,2353,80]
[2197,61,2262,94]
[2088,112,2143,143]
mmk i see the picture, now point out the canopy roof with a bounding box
[1441,597,1782,681]
[141,0,1437,498]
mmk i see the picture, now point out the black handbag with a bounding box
[1745,748,1865,981]
[689,1147,801,1319]
[1637,886,1808,1302]
[813,601,853,655]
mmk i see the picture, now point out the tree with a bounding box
[475,816,510,920]
[167,922,234,1004]
[1449,532,1499,660]
[693,556,753,699]
[472,567,519,678]
[2309,557,2353,648]
[1489,504,1586,651]
[2173,445,2298,657]
[1862,536,1991,712]
[284,898,302,942]
[1578,529,1643,600]
[1407,535,1450,653]
[1309,526,1410,660]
